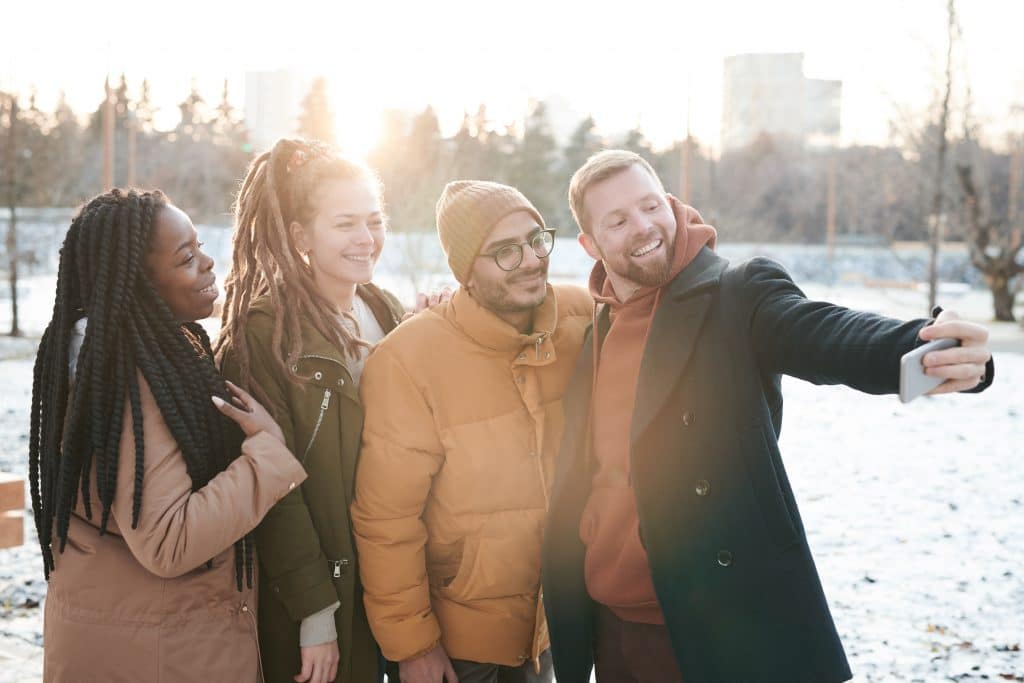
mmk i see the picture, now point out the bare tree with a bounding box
[926,0,958,313]
[2,93,21,336]
[956,163,1023,321]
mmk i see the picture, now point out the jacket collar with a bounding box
[629,247,728,443]
[552,248,728,505]
[663,246,727,302]
[446,284,558,354]
[249,283,400,365]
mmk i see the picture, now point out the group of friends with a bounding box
[28,138,994,683]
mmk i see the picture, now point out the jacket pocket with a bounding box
[442,513,544,601]
[427,539,465,589]
[737,424,799,549]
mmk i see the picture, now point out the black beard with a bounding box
[471,266,549,314]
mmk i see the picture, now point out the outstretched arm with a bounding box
[743,258,992,394]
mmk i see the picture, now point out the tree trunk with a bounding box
[986,272,1017,322]
[928,0,957,314]
[3,96,20,337]
[5,207,17,337]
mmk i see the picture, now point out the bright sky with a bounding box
[4,0,1024,158]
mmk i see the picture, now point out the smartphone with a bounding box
[899,337,959,403]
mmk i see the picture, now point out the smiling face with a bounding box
[145,204,218,322]
[578,163,677,295]
[466,209,551,317]
[291,176,386,296]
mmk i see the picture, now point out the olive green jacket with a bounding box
[220,282,403,683]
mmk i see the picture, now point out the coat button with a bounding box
[337,378,345,387]
[682,411,695,427]
[518,353,526,361]
[291,364,298,373]
[313,371,323,380]
[717,550,733,567]
[695,479,710,496]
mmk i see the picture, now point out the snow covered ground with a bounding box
[0,234,1021,681]
[2,353,1020,682]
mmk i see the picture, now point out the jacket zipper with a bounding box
[330,558,350,578]
[297,353,349,464]
[533,332,549,360]
[302,388,332,463]
[527,333,552,666]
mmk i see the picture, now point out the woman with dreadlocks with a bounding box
[217,139,405,683]
[31,188,307,682]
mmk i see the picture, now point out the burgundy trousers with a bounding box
[593,605,684,683]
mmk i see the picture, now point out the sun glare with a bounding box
[335,109,382,162]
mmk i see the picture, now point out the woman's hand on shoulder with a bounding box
[212,380,286,444]
[402,286,454,322]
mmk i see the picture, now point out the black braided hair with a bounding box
[28,188,250,587]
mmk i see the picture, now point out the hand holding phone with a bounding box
[899,337,959,403]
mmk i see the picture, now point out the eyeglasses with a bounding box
[478,229,557,272]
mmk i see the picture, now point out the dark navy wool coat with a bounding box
[542,248,991,683]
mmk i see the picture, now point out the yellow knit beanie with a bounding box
[435,180,545,284]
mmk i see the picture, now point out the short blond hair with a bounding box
[568,150,663,233]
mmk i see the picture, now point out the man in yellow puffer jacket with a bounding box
[352,180,591,682]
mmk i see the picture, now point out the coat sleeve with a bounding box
[111,373,306,579]
[219,323,341,622]
[741,257,929,395]
[350,343,444,662]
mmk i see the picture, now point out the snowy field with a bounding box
[0,233,1021,681]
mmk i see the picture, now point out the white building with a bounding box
[243,69,305,153]
[721,53,841,152]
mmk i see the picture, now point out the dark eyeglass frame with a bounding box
[478,228,557,272]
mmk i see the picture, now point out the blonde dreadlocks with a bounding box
[214,139,384,395]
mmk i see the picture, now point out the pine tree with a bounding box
[1,91,51,334]
[176,82,208,141]
[510,100,560,226]
[134,79,156,133]
[395,106,445,231]
[620,126,655,163]
[297,77,336,145]
[475,105,516,184]
[563,116,604,175]
[50,92,83,204]
[450,111,484,179]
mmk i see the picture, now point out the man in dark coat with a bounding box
[541,150,994,683]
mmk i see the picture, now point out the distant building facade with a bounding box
[244,69,304,152]
[721,53,841,152]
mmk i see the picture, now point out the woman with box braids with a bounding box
[30,187,307,683]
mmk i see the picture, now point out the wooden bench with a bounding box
[0,473,24,550]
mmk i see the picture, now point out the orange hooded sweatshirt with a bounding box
[580,197,717,624]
